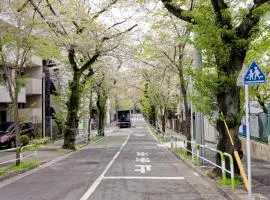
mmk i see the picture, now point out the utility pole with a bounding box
[42,59,56,138]
[194,43,205,165]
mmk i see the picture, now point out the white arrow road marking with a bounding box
[134,165,152,174]
[136,157,150,163]
[137,152,148,157]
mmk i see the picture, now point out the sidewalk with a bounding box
[0,123,117,180]
[164,128,270,200]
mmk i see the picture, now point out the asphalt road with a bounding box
[0,115,226,200]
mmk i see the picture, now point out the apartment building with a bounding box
[0,56,43,124]
[18,57,43,124]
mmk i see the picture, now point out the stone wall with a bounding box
[240,137,270,161]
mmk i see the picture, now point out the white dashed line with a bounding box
[80,133,131,200]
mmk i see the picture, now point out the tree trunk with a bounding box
[88,90,93,139]
[97,89,107,135]
[178,64,191,151]
[14,99,21,166]
[161,114,166,133]
[98,107,105,133]
[214,58,243,175]
[63,71,81,149]
[150,105,156,127]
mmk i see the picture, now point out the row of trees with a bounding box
[137,0,270,175]
[0,0,137,166]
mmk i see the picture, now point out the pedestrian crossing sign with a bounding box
[244,61,266,84]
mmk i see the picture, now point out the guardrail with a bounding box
[171,136,235,191]
[147,122,235,191]
[0,145,38,167]
[148,123,165,140]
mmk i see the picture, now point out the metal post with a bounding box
[220,152,226,185]
[200,113,205,164]
[50,117,53,141]
[194,42,205,165]
[245,84,252,198]
[190,76,195,162]
[224,153,235,192]
[42,73,45,138]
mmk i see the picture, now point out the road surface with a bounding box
[0,115,226,200]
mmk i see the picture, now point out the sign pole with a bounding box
[245,84,252,198]
[240,60,266,199]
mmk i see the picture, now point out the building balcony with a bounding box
[0,85,26,103]
[18,108,42,124]
[26,78,42,95]
[26,56,43,67]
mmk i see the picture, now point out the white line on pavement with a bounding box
[79,132,131,200]
[103,176,185,180]
[193,172,199,177]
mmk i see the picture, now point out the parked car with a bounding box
[0,121,36,148]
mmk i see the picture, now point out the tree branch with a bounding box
[79,53,100,73]
[17,0,30,12]
[236,0,270,39]
[102,24,137,42]
[68,47,78,71]
[104,18,129,33]
[93,0,118,19]
[210,0,232,27]
[161,50,178,69]
[26,0,63,36]
[160,0,196,24]
[45,0,68,35]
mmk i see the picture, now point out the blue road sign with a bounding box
[244,61,266,84]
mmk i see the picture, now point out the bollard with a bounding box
[195,144,200,165]
[184,140,188,155]
[218,151,226,185]
[191,141,195,162]
[224,153,235,192]
[171,136,173,149]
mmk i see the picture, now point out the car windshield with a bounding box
[0,122,13,132]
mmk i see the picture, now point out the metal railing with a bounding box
[0,145,38,167]
[170,136,235,191]
[147,122,235,191]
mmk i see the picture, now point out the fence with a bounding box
[170,136,235,191]
[0,145,38,171]
[148,123,235,191]
[239,111,270,144]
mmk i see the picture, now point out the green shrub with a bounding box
[30,137,50,146]
[20,135,30,146]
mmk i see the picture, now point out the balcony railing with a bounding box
[18,108,42,124]
[0,85,26,103]
[26,78,42,95]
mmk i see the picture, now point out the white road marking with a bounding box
[136,157,150,163]
[137,152,148,156]
[157,143,169,147]
[134,133,145,137]
[103,176,185,180]
[134,164,152,174]
[80,133,131,200]
[193,172,199,177]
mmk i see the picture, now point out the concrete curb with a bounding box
[0,136,106,186]
[168,148,243,200]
